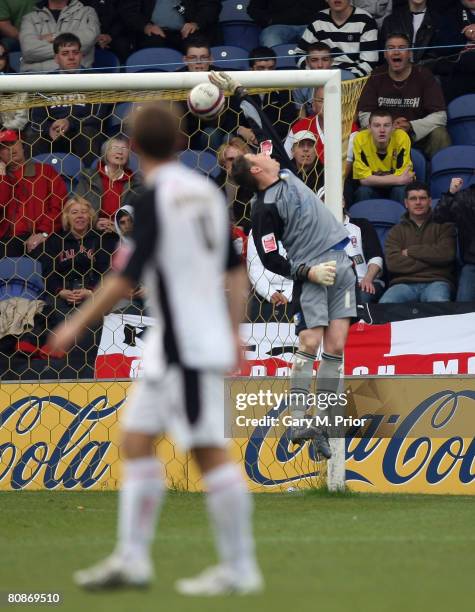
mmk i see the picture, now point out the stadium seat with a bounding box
[210,45,248,70]
[125,47,183,72]
[411,148,426,182]
[220,0,260,51]
[108,101,133,134]
[0,257,44,301]
[349,199,405,250]
[272,44,298,69]
[178,150,220,179]
[430,145,475,198]
[431,198,439,209]
[93,48,121,73]
[9,51,21,72]
[32,153,82,191]
[447,94,475,146]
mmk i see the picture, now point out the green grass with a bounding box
[1,491,474,612]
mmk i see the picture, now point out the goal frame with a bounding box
[0,69,345,491]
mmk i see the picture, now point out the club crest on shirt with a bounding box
[261,233,277,253]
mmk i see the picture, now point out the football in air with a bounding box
[187,82,225,120]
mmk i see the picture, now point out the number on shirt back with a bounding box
[196,212,215,251]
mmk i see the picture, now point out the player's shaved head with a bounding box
[129,102,179,160]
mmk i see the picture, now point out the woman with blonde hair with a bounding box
[41,196,117,309]
[216,137,253,233]
[76,136,142,233]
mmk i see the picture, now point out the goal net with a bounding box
[0,70,367,492]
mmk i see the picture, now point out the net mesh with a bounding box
[0,77,366,491]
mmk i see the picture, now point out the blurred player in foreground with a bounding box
[209,72,356,458]
[48,103,263,596]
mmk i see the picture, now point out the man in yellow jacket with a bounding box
[353,110,414,204]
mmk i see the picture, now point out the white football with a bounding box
[187,82,225,120]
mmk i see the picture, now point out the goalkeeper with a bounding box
[210,72,356,458]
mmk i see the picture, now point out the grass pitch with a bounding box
[1,490,473,612]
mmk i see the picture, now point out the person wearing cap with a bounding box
[290,130,324,193]
[0,130,67,256]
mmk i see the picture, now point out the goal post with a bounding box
[0,69,366,492]
[0,69,344,218]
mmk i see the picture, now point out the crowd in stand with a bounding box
[0,0,474,373]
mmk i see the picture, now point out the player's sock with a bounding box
[289,350,315,421]
[204,462,258,577]
[316,352,343,428]
[116,456,165,562]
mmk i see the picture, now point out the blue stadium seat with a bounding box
[349,199,405,250]
[8,51,21,72]
[108,101,133,134]
[431,197,439,209]
[272,44,298,69]
[178,150,220,178]
[125,47,183,72]
[411,148,426,182]
[93,48,121,73]
[0,257,44,301]
[211,45,248,70]
[447,95,475,146]
[32,153,82,191]
[430,145,475,198]
[220,0,260,51]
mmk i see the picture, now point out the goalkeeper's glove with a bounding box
[296,261,337,286]
[209,71,247,97]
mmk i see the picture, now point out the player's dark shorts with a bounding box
[292,250,357,334]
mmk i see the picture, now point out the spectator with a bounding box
[345,208,385,304]
[19,0,100,73]
[380,1,441,64]
[352,110,414,204]
[0,0,36,51]
[82,0,133,61]
[358,33,451,160]
[380,181,456,303]
[0,129,67,257]
[179,36,239,150]
[293,42,333,118]
[76,136,142,233]
[113,204,147,310]
[216,137,253,232]
[247,0,325,48]
[180,34,217,71]
[246,229,293,322]
[0,42,14,72]
[237,47,298,143]
[353,1,392,29]
[296,0,379,78]
[319,186,385,303]
[433,177,475,302]
[118,0,221,52]
[29,33,108,165]
[41,196,116,308]
[284,87,325,161]
[290,130,324,193]
[432,0,475,102]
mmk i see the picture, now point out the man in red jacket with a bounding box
[0,130,67,256]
